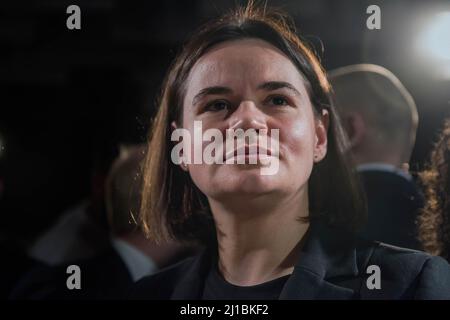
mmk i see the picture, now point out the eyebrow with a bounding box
[191,81,301,106]
[257,81,301,96]
[192,86,233,106]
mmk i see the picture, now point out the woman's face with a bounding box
[178,38,328,203]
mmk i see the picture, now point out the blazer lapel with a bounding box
[279,267,355,299]
[170,223,363,300]
[279,222,360,300]
[170,248,213,299]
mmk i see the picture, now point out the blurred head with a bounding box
[106,145,145,237]
[140,4,366,244]
[418,119,450,259]
[329,64,418,167]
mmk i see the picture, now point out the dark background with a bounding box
[1,0,450,245]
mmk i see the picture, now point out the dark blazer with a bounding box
[129,222,450,300]
[10,246,132,300]
[359,169,423,250]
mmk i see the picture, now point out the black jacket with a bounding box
[359,169,423,250]
[129,222,450,300]
[10,246,133,300]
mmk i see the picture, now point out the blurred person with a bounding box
[0,136,42,298]
[27,139,116,265]
[11,145,189,299]
[27,201,109,266]
[0,236,41,299]
[105,144,190,280]
[0,170,42,298]
[329,64,422,249]
[129,5,450,300]
[418,119,450,260]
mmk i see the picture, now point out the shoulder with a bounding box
[359,169,419,196]
[367,241,432,270]
[10,247,131,299]
[10,262,72,299]
[127,255,198,300]
[357,240,450,299]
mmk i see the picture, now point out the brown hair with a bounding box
[140,3,367,244]
[418,119,450,259]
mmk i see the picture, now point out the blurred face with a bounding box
[177,39,328,203]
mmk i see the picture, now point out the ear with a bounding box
[400,162,410,174]
[314,109,329,162]
[171,121,189,172]
[345,113,365,150]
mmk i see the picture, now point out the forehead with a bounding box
[185,38,307,93]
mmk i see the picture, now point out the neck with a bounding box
[208,188,310,286]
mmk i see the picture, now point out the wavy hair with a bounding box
[418,119,450,259]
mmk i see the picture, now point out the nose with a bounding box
[227,100,268,132]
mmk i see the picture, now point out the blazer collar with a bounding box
[171,222,363,300]
[279,222,360,299]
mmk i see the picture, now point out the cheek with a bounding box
[278,115,316,163]
[182,121,224,163]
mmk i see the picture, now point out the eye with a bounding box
[204,100,231,112]
[267,95,289,107]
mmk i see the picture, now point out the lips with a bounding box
[224,144,273,162]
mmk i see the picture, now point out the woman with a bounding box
[130,5,450,299]
[418,119,450,261]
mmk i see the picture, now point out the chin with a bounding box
[221,168,282,195]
